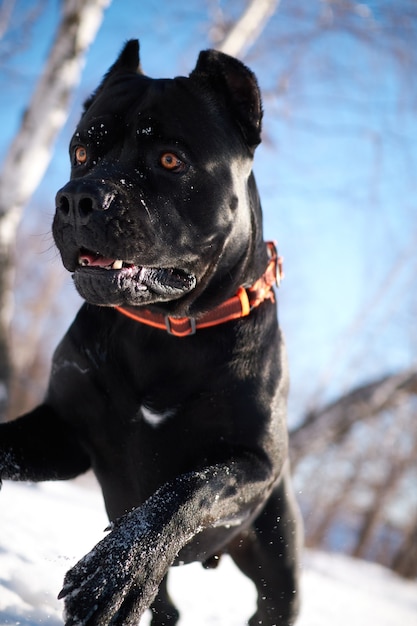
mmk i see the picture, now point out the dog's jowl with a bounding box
[0,40,302,625]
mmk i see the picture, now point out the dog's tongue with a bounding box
[79,252,116,268]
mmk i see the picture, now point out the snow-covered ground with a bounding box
[0,479,416,626]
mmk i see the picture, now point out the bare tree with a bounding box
[292,372,417,577]
[7,223,67,419]
[0,0,47,61]
[0,0,111,418]
[290,368,417,466]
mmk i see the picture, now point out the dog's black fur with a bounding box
[0,41,301,625]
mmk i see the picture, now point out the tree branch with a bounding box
[290,368,417,466]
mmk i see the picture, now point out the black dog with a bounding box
[0,40,301,625]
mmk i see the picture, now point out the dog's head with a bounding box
[53,40,266,316]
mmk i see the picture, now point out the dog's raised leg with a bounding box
[229,467,302,626]
[149,574,179,625]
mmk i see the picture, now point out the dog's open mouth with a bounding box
[73,249,196,306]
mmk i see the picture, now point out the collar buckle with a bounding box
[165,316,196,337]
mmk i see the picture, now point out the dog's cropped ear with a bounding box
[190,50,262,150]
[107,39,143,75]
[83,39,143,112]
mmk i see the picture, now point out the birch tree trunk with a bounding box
[216,0,281,58]
[0,0,111,418]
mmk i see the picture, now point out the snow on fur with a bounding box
[0,479,416,625]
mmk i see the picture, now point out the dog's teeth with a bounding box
[112,260,123,270]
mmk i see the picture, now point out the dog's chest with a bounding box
[140,404,176,428]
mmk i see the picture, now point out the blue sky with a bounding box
[1,0,416,422]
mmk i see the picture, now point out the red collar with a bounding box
[115,241,283,338]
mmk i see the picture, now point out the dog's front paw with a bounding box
[59,522,163,626]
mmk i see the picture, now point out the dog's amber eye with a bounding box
[160,152,185,172]
[74,146,88,165]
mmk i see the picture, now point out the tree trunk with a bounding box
[216,0,281,58]
[0,0,111,418]
[392,523,417,579]
[351,458,407,559]
[308,470,357,547]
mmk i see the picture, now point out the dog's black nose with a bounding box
[55,181,112,223]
